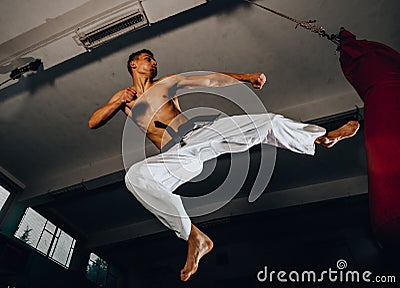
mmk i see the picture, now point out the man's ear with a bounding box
[130,60,136,70]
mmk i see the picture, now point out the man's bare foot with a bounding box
[315,120,360,148]
[180,224,214,282]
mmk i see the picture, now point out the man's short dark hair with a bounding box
[127,49,154,76]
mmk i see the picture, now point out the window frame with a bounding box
[0,184,11,213]
[86,253,118,287]
[14,207,76,269]
[0,171,23,223]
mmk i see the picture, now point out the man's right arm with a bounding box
[88,88,136,129]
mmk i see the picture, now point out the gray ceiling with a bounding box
[0,0,399,275]
[2,0,399,194]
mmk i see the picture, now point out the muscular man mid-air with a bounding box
[89,49,359,281]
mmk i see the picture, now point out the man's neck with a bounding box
[131,73,153,94]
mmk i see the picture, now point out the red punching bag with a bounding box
[339,28,400,248]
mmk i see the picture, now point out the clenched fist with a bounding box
[248,72,267,89]
[120,87,137,104]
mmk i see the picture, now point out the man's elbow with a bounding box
[88,119,99,129]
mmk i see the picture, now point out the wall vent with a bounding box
[75,3,148,51]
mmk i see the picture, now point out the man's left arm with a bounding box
[174,72,267,90]
[219,72,267,89]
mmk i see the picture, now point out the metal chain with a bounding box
[244,0,340,46]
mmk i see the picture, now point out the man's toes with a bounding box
[349,121,360,133]
[180,270,191,282]
[349,120,360,127]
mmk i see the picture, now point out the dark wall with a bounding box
[101,195,399,288]
[0,232,98,288]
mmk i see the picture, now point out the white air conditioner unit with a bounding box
[0,0,206,89]
[74,2,148,51]
[0,1,148,71]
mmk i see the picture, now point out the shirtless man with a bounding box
[89,49,359,281]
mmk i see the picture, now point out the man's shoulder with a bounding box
[152,74,181,86]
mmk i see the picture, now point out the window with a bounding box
[87,253,117,288]
[14,208,76,268]
[0,184,11,211]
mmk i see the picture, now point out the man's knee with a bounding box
[126,160,147,177]
[125,160,166,192]
[125,160,147,188]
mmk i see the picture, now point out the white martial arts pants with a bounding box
[124,113,326,240]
